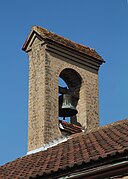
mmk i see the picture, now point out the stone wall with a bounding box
[27,36,99,151]
[28,38,62,151]
[46,51,99,131]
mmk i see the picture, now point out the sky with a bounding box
[0,0,128,166]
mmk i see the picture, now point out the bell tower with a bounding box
[22,26,104,152]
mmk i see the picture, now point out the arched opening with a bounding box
[58,68,82,126]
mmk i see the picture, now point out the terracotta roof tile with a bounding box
[22,26,104,62]
[59,120,83,134]
[0,119,128,178]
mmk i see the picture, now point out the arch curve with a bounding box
[59,68,82,89]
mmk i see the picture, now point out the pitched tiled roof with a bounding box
[59,120,83,134]
[22,26,104,62]
[0,119,128,179]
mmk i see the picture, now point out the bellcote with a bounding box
[22,26,104,152]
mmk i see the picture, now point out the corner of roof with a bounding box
[22,26,35,51]
[22,25,46,51]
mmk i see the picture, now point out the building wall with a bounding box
[27,37,99,151]
[46,51,99,131]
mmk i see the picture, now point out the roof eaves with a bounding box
[22,26,105,63]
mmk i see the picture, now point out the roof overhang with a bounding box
[22,26,105,63]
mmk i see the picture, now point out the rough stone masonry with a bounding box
[22,26,104,151]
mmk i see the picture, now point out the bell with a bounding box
[59,94,78,117]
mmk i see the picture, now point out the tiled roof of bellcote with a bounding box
[0,119,128,179]
[59,120,83,134]
[22,26,104,62]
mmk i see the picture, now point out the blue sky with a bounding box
[0,0,128,166]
